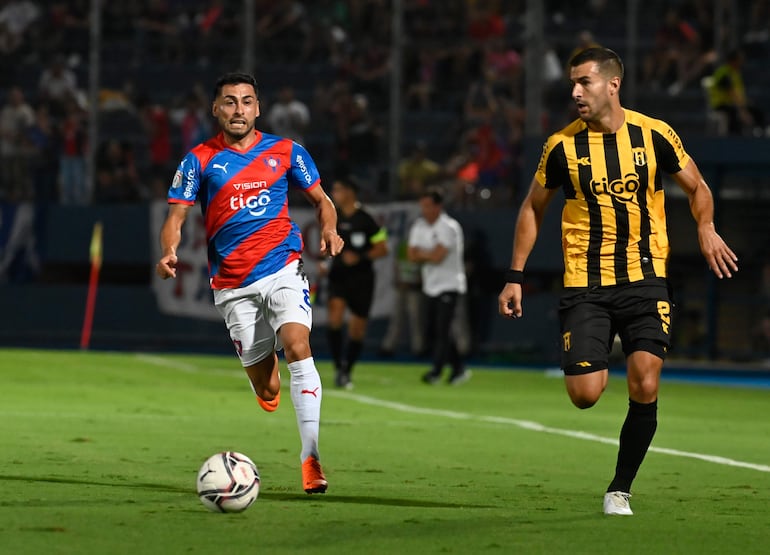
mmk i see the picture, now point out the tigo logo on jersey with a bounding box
[589,173,640,202]
[230,191,272,217]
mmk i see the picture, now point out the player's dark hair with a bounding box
[421,185,444,205]
[213,72,259,99]
[335,175,360,193]
[569,47,624,80]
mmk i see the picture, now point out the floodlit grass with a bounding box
[1,349,769,554]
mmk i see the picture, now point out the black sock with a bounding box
[607,399,658,493]
[345,339,363,376]
[328,328,344,371]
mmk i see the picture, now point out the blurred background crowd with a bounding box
[1,0,769,363]
[1,0,768,206]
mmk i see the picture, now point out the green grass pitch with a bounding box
[1,348,769,554]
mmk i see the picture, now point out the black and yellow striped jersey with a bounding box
[535,108,690,288]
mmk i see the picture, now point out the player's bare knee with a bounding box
[566,382,602,408]
[565,374,605,409]
[570,393,599,409]
[628,377,659,401]
[282,341,311,363]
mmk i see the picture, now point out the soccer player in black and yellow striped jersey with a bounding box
[498,47,738,516]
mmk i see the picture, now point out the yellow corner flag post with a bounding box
[80,221,103,350]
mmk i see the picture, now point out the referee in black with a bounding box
[326,176,389,388]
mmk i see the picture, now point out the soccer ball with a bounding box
[196,451,260,513]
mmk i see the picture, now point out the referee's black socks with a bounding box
[346,339,363,376]
[328,328,344,371]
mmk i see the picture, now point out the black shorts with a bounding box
[558,278,673,375]
[327,268,375,318]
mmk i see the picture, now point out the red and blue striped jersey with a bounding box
[167,130,320,289]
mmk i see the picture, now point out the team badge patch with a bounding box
[351,231,366,248]
[632,148,647,167]
[264,156,279,171]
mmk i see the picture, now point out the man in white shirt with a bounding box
[407,186,470,385]
[38,55,79,115]
[0,86,34,201]
[265,85,310,145]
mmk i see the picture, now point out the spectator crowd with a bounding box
[0,0,768,206]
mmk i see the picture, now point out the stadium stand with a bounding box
[1,0,769,364]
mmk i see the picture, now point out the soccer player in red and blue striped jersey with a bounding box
[156,72,343,494]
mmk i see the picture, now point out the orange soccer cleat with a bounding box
[256,390,280,412]
[302,456,328,494]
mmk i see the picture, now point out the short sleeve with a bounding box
[167,153,201,204]
[535,136,569,190]
[651,122,690,174]
[288,142,321,191]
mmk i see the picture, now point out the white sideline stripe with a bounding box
[136,355,770,473]
[342,392,770,473]
[136,354,200,372]
[135,354,237,377]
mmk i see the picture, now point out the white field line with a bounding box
[136,354,770,473]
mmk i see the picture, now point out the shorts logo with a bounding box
[562,331,572,352]
[657,300,671,334]
[232,339,243,357]
[576,361,591,368]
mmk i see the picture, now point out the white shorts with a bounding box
[213,260,313,366]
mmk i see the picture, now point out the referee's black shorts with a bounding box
[558,278,673,375]
[327,268,375,318]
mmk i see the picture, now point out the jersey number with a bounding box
[657,301,671,334]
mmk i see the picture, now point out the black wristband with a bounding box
[505,269,524,284]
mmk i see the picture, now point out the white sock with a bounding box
[287,357,322,462]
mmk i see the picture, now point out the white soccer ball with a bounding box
[196,451,260,513]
